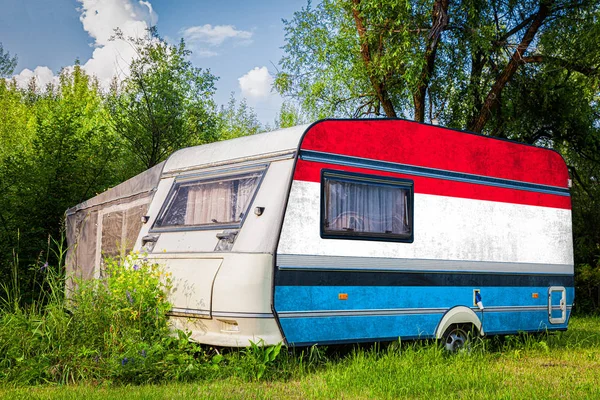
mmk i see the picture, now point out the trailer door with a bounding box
[155,256,223,319]
[143,166,267,319]
[548,286,566,324]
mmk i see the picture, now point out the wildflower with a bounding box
[121,357,129,365]
[141,349,147,357]
[126,290,133,304]
[40,261,49,272]
[133,264,140,271]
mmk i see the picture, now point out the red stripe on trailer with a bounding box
[300,120,570,189]
[293,160,572,210]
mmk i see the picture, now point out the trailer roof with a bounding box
[67,118,570,215]
[163,125,309,174]
[300,119,570,189]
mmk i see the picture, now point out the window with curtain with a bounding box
[322,170,413,242]
[153,169,265,230]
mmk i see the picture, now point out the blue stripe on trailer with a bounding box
[274,286,574,311]
[280,313,442,346]
[278,310,571,346]
[481,310,571,334]
[274,285,573,345]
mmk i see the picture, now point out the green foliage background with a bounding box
[0,1,599,392]
[0,0,599,314]
[0,31,285,301]
[276,0,600,313]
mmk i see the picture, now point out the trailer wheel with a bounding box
[442,324,474,352]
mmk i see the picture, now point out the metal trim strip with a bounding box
[277,305,571,319]
[279,307,446,318]
[300,150,570,196]
[167,309,274,319]
[276,254,574,275]
[168,307,210,318]
[212,311,274,319]
[163,149,296,178]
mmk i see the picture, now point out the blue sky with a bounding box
[0,0,307,124]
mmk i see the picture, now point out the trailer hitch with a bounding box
[215,230,239,252]
[216,230,238,243]
[141,234,159,252]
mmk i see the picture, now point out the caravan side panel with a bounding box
[137,154,299,347]
[274,120,573,346]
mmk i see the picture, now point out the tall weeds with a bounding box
[0,243,213,385]
[2,240,592,388]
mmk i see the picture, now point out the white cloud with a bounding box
[182,24,253,47]
[12,66,57,89]
[78,0,155,47]
[196,49,219,58]
[12,0,158,89]
[237,66,283,125]
[238,66,274,99]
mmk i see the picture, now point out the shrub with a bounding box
[0,252,213,385]
[574,261,600,314]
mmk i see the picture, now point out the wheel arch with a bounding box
[435,306,484,339]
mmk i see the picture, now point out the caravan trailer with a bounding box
[66,119,574,349]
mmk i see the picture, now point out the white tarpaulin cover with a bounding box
[65,162,165,284]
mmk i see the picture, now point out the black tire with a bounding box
[442,324,475,352]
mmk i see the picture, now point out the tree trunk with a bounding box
[413,0,449,123]
[467,52,485,125]
[468,1,551,133]
[413,87,427,123]
[351,0,397,118]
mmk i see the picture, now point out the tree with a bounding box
[215,94,263,139]
[109,28,218,171]
[277,0,600,311]
[0,79,35,259]
[0,42,17,77]
[274,101,309,129]
[30,64,119,214]
[276,0,599,133]
[571,153,600,312]
[0,64,120,293]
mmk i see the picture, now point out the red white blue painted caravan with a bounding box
[65,119,574,348]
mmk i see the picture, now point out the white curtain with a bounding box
[185,182,232,225]
[234,177,257,219]
[326,179,409,234]
[184,176,258,226]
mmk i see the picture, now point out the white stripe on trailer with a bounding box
[277,180,574,267]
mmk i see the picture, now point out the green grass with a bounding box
[2,316,600,399]
[2,243,598,397]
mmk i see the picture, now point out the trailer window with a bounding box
[321,170,413,242]
[153,169,265,230]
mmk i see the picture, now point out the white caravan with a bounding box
[66,119,574,348]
